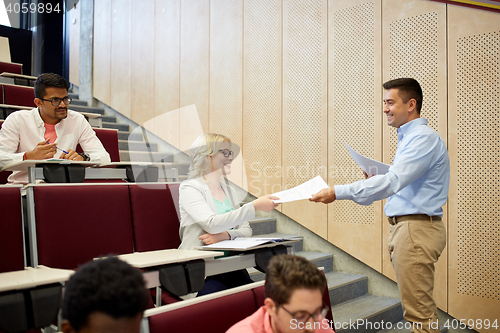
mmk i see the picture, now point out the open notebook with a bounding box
[201,236,301,251]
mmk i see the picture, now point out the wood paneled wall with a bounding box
[84,0,500,326]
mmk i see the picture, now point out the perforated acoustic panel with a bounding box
[284,0,324,188]
[456,31,500,301]
[209,0,243,144]
[388,12,439,161]
[331,2,376,225]
[243,0,280,195]
[180,0,209,135]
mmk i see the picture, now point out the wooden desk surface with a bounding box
[0,72,37,80]
[1,159,99,172]
[0,266,73,292]
[117,249,224,268]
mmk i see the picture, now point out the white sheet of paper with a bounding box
[202,238,274,250]
[345,143,390,175]
[271,175,329,203]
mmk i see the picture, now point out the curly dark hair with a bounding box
[61,256,150,331]
[34,73,70,99]
[264,254,326,306]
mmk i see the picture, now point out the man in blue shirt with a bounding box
[311,78,449,333]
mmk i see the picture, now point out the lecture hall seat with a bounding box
[2,84,36,107]
[0,186,25,272]
[0,61,23,75]
[77,128,120,162]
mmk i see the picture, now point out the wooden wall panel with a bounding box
[131,1,154,127]
[179,0,210,151]
[150,0,180,149]
[328,0,383,272]
[243,0,282,202]
[209,0,244,188]
[69,3,80,86]
[110,0,132,118]
[282,0,328,239]
[93,0,111,104]
[382,0,448,310]
[448,5,500,330]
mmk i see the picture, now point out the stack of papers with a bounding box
[201,236,301,250]
[271,175,329,203]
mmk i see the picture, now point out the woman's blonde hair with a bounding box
[187,133,231,179]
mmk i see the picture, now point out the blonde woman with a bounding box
[179,133,279,296]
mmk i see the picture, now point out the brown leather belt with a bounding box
[387,214,442,225]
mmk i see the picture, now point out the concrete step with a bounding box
[168,163,189,175]
[249,251,333,282]
[68,93,79,100]
[118,131,144,141]
[119,150,174,163]
[251,232,303,253]
[332,294,402,333]
[249,217,276,235]
[70,99,87,106]
[119,140,158,152]
[100,115,116,123]
[376,319,448,333]
[103,122,129,131]
[325,271,368,306]
[69,105,105,115]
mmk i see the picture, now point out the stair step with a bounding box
[332,294,402,333]
[251,232,303,253]
[249,217,276,235]
[103,122,129,131]
[249,251,333,282]
[69,105,105,115]
[70,99,87,106]
[118,131,144,141]
[376,319,448,333]
[68,93,79,99]
[100,115,116,123]
[119,150,174,163]
[118,140,158,152]
[168,163,190,175]
[325,271,368,306]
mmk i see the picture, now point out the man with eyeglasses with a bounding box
[0,73,110,184]
[226,254,335,333]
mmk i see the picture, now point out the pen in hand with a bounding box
[46,140,69,154]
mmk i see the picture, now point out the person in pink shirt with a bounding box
[226,255,335,333]
[0,73,110,184]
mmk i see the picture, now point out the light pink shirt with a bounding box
[226,306,335,333]
[0,108,111,184]
[44,123,57,144]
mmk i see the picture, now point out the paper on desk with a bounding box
[345,143,390,175]
[271,175,329,203]
[202,236,301,250]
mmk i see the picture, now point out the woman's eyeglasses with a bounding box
[218,149,234,158]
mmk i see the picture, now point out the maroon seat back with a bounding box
[2,84,35,107]
[129,183,181,252]
[77,128,120,162]
[32,184,134,269]
[0,61,23,75]
[0,187,24,272]
[149,289,257,333]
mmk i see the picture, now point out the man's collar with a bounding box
[397,117,427,136]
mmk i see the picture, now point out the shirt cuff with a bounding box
[334,184,351,201]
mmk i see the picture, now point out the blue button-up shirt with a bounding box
[335,118,450,217]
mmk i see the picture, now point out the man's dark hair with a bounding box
[383,78,423,114]
[265,254,326,306]
[34,73,70,99]
[61,256,150,332]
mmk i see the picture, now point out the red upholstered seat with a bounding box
[77,128,120,162]
[0,61,23,75]
[0,187,24,272]
[32,185,134,269]
[2,84,35,107]
[148,290,258,333]
[129,183,181,252]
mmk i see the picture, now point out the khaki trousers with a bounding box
[388,217,446,333]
